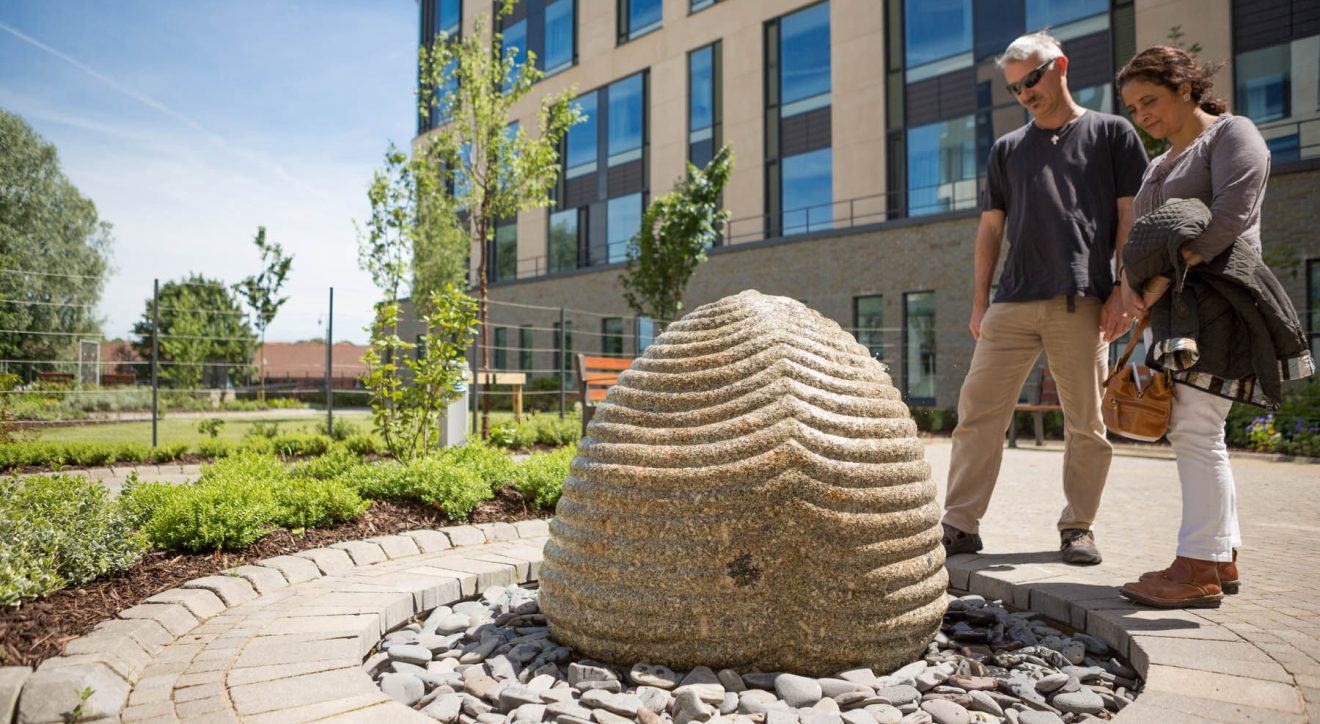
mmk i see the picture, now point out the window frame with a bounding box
[902,290,937,404]
[852,294,885,362]
[618,0,663,44]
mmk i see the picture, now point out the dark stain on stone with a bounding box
[727,554,762,587]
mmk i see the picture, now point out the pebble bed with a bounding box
[366,588,1141,724]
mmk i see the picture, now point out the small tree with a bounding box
[358,144,426,304]
[620,145,734,331]
[362,286,479,460]
[132,275,255,387]
[235,226,293,401]
[418,0,583,438]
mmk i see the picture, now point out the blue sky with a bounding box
[0,1,421,344]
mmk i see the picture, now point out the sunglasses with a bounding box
[1006,58,1056,96]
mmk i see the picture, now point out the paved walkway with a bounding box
[3,441,1317,723]
[926,439,1320,723]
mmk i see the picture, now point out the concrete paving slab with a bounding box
[117,602,199,637]
[228,667,381,716]
[0,667,31,724]
[142,587,227,619]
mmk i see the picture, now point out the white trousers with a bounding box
[1165,383,1240,562]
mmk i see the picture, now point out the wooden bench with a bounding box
[576,354,634,436]
[1008,367,1060,448]
[474,371,527,422]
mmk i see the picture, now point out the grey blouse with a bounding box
[1131,114,1271,257]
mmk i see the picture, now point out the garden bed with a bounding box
[0,488,548,669]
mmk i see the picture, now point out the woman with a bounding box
[1114,47,1314,608]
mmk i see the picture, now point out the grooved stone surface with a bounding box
[540,291,948,675]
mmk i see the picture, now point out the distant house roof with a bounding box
[254,341,369,379]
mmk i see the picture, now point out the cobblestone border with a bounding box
[1,522,1307,723]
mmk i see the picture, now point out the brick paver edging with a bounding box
[3,519,548,724]
[0,519,1305,723]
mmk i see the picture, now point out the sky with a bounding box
[0,0,421,344]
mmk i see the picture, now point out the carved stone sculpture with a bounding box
[539,290,947,676]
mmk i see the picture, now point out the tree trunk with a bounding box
[477,210,490,441]
[258,331,266,402]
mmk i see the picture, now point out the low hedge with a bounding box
[512,444,575,510]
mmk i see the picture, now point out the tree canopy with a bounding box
[131,275,255,388]
[0,109,112,365]
[621,145,733,329]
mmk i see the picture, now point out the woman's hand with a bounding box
[1180,247,1204,266]
[1121,282,1146,318]
[1143,275,1172,309]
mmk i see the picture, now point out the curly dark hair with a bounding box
[1116,46,1227,115]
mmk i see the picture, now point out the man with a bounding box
[941,32,1148,565]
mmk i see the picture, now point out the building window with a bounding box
[781,148,833,235]
[501,17,528,91]
[554,321,574,382]
[853,295,884,361]
[559,72,649,270]
[566,92,598,178]
[602,318,624,356]
[607,193,643,264]
[1024,0,1106,32]
[903,292,936,403]
[906,114,978,216]
[545,0,576,74]
[419,0,463,133]
[491,220,517,282]
[549,208,580,273]
[519,325,534,371]
[637,316,655,353]
[494,327,508,370]
[1309,260,1320,360]
[780,2,831,115]
[619,0,662,42]
[1236,43,1291,124]
[767,2,832,239]
[689,42,722,168]
[905,0,971,71]
[609,74,645,167]
[691,0,716,12]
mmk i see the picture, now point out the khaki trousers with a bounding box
[943,296,1113,535]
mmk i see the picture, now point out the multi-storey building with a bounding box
[415,0,1320,410]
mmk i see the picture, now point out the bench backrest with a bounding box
[1040,367,1058,406]
[576,354,634,405]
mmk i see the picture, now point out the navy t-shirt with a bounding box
[982,110,1148,303]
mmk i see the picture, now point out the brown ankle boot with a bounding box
[1139,550,1239,594]
[1120,556,1223,608]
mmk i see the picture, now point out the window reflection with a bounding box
[906,115,978,217]
[781,148,833,236]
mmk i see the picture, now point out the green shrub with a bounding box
[349,456,492,520]
[149,442,189,464]
[65,443,117,467]
[294,445,367,480]
[144,453,284,552]
[513,444,575,510]
[238,436,275,455]
[115,475,180,530]
[271,477,368,529]
[343,433,383,456]
[116,443,151,464]
[441,442,517,493]
[487,414,581,450]
[0,473,146,606]
[197,438,234,459]
[313,417,363,441]
[197,418,225,438]
[269,433,332,458]
[246,421,282,439]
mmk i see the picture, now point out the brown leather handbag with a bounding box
[1102,317,1174,442]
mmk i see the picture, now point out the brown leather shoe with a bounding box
[1120,556,1223,608]
[1139,549,1239,594]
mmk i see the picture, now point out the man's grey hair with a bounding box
[996,32,1064,68]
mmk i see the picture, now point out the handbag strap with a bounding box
[1104,317,1149,386]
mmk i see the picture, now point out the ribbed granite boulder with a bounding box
[540,290,948,676]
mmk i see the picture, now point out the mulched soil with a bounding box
[0,487,549,669]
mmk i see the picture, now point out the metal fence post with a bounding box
[325,287,334,434]
[470,325,480,436]
[558,306,566,420]
[151,278,159,448]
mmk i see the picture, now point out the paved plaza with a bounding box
[3,440,1317,722]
